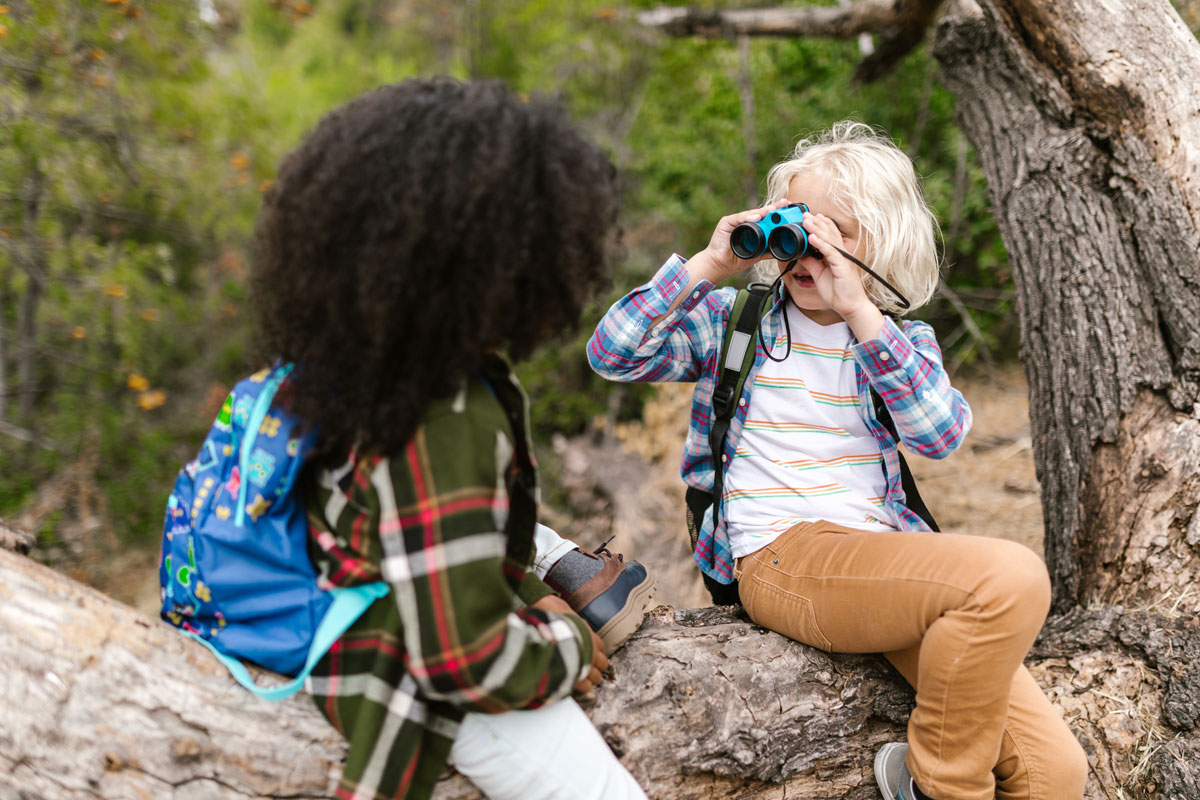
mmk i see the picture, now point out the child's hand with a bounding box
[575,627,609,694]
[531,594,609,692]
[802,211,883,337]
[690,200,790,284]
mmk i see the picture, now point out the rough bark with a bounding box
[931,0,1200,611]
[8,544,1200,799]
[0,549,348,799]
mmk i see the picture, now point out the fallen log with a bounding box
[3,547,1199,799]
[0,548,346,799]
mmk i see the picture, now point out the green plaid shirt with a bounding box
[303,355,592,800]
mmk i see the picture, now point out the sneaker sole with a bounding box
[874,742,905,800]
[594,574,657,653]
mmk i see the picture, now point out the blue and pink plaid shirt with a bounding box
[587,255,973,584]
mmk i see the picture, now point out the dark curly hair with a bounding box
[251,78,619,457]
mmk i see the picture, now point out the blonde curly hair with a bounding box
[751,121,941,314]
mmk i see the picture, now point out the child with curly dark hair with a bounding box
[251,79,651,800]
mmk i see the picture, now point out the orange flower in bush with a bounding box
[137,389,166,410]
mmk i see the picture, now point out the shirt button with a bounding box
[721,454,728,463]
[880,352,890,361]
[738,398,746,407]
[692,290,701,299]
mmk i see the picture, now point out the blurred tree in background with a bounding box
[0,0,1008,577]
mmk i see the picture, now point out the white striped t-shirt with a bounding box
[724,302,897,559]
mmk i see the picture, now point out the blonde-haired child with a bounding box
[588,122,1086,800]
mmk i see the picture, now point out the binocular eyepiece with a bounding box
[730,203,824,262]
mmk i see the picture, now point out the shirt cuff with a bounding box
[516,570,556,606]
[852,316,914,377]
[634,254,714,322]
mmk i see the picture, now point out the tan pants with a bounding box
[735,521,1088,800]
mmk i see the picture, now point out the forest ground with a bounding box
[79,363,1042,616]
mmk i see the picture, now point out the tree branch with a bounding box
[636,1,900,39]
[636,0,944,82]
[0,193,192,241]
[0,237,46,285]
[0,419,56,452]
[938,278,996,369]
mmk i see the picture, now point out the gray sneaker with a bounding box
[874,743,933,800]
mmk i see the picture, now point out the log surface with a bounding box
[0,548,347,800]
[0,548,911,800]
[6,547,1200,799]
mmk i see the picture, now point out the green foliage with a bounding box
[0,0,1013,556]
[0,0,246,542]
[516,313,656,441]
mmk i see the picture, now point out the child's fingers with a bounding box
[580,663,603,691]
[807,230,856,275]
[807,228,833,251]
[574,665,603,694]
[725,200,787,229]
[588,627,607,659]
[805,256,828,282]
[803,216,851,263]
[802,211,839,242]
[805,229,836,258]
[592,644,609,674]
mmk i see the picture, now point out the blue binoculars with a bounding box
[729,203,824,262]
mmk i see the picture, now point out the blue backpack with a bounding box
[159,364,388,701]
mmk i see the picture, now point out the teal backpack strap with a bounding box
[236,364,294,527]
[184,582,389,702]
[707,283,774,534]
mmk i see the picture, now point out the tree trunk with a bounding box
[931,0,1200,611]
[15,162,45,426]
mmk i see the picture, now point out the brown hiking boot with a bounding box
[544,537,656,652]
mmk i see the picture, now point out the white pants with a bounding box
[449,697,648,800]
[447,525,647,800]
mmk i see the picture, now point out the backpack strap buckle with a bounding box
[712,384,736,418]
